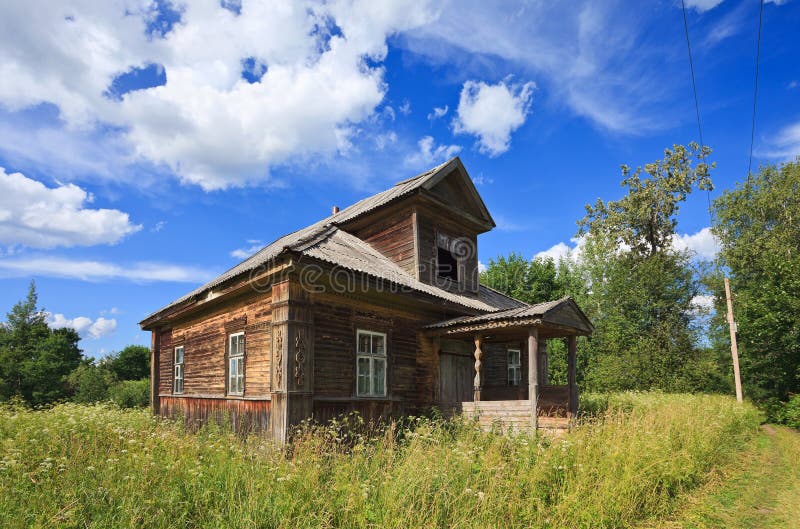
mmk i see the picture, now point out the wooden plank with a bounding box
[528,328,539,429]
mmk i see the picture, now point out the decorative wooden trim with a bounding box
[294,331,306,386]
[274,327,284,389]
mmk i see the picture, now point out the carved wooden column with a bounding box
[473,334,484,402]
[528,327,539,430]
[568,335,578,418]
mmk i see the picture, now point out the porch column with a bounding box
[528,327,539,430]
[538,341,548,386]
[568,335,578,418]
[473,334,484,401]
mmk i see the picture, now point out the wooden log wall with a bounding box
[415,210,480,295]
[311,291,429,420]
[156,290,272,403]
[159,396,271,432]
[351,207,417,276]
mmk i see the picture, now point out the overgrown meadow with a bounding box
[0,393,761,529]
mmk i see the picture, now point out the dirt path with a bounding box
[645,425,800,529]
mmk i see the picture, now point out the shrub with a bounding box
[107,379,149,408]
[65,363,115,403]
[778,394,800,429]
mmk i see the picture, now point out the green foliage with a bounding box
[107,379,150,408]
[711,160,800,402]
[0,394,760,528]
[0,281,82,405]
[773,394,800,430]
[578,143,713,258]
[480,253,586,304]
[65,362,115,404]
[106,345,150,382]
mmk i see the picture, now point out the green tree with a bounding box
[481,253,585,305]
[711,160,800,401]
[577,144,720,391]
[107,345,150,381]
[66,361,116,403]
[0,281,82,405]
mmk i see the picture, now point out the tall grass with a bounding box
[0,393,760,529]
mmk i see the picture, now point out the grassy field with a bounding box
[0,394,763,529]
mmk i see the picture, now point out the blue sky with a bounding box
[0,0,798,357]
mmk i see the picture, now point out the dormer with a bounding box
[336,158,494,297]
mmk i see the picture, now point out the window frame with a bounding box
[355,329,388,398]
[436,246,460,282]
[227,331,246,396]
[507,348,521,386]
[173,345,184,394]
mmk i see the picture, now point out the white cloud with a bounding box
[0,256,214,283]
[404,136,461,168]
[403,2,686,133]
[478,260,487,273]
[0,0,435,190]
[427,105,448,121]
[683,0,725,12]
[761,120,800,159]
[230,241,264,260]
[671,227,719,260]
[48,313,117,339]
[535,236,586,262]
[690,294,715,313]
[453,79,535,156]
[398,100,412,115]
[0,167,140,249]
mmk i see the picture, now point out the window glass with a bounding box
[228,333,245,394]
[356,330,387,397]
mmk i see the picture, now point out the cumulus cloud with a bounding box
[690,294,715,314]
[404,136,461,168]
[535,236,586,262]
[0,256,214,283]
[671,227,719,260]
[453,79,535,156]
[48,313,117,339]
[0,0,435,190]
[0,167,140,248]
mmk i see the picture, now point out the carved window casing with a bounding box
[227,332,245,395]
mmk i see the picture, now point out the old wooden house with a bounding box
[140,157,593,441]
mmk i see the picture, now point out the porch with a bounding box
[424,297,593,433]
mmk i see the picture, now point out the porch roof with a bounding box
[424,297,594,338]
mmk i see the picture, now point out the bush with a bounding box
[66,363,115,403]
[107,379,150,408]
[778,394,800,429]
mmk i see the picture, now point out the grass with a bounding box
[0,393,762,529]
[643,424,800,529]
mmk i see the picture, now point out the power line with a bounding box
[747,0,765,184]
[680,0,713,222]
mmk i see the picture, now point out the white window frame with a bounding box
[507,348,521,386]
[356,330,387,397]
[227,332,245,396]
[174,345,184,394]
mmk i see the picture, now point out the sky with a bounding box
[0,0,798,358]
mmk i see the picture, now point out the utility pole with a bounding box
[724,277,743,403]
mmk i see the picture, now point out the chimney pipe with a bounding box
[332,205,340,215]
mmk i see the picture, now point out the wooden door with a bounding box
[439,353,474,405]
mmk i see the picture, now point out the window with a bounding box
[436,246,459,281]
[174,345,184,394]
[356,330,387,397]
[228,332,245,395]
[508,348,521,386]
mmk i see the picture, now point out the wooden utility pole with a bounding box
[724,277,743,403]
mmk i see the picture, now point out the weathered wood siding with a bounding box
[159,396,271,431]
[157,291,272,398]
[416,210,480,295]
[311,292,431,421]
[351,207,416,275]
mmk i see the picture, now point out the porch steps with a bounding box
[461,400,571,434]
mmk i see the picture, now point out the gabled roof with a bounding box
[140,158,517,326]
[423,297,594,334]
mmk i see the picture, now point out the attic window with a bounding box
[436,246,459,282]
